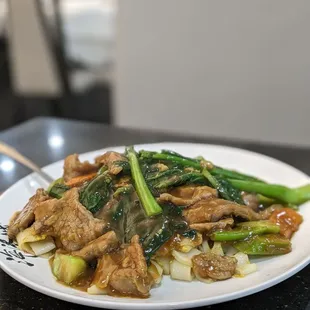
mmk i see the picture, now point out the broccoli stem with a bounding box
[126,147,163,216]
[229,179,310,205]
[257,194,276,206]
[232,234,291,255]
[201,168,218,188]
[211,221,280,241]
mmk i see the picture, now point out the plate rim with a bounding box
[1,141,310,309]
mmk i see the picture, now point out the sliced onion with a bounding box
[211,242,224,256]
[200,240,211,253]
[170,259,194,282]
[16,227,54,256]
[155,256,171,275]
[87,285,108,295]
[172,249,201,267]
[39,251,54,259]
[179,239,194,253]
[179,233,203,253]
[223,245,238,256]
[193,270,214,284]
[30,238,56,256]
[235,263,257,276]
[16,227,46,254]
[149,260,164,284]
[233,252,250,266]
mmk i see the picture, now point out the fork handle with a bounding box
[0,141,54,184]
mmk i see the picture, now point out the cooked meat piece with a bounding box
[190,218,234,232]
[158,185,217,206]
[71,231,119,261]
[92,235,152,297]
[183,198,262,224]
[8,189,49,240]
[110,268,151,297]
[63,154,99,182]
[242,192,260,211]
[123,235,148,273]
[94,197,118,221]
[33,188,106,251]
[193,252,237,280]
[114,176,131,189]
[109,235,152,297]
[93,254,119,289]
[95,151,127,175]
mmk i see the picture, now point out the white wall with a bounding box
[6,0,116,95]
[114,0,310,146]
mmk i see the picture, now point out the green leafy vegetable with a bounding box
[126,146,162,216]
[229,179,310,205]
[47,177,63,192]
[257,194,277,206]
[49,184,70,199]
[79,172,112,213]
[140,149,263,182]
[216,177,244,204]
[140,204,196,263]
[145,168,183,181]
[139,150,201,169]
[142,223,173,263]
[47,178,69,199]
[112,160,131,174]
[202,169,244,204]
[138,150,247,203]
[110,185,194,263]
[233,234,291,255]
[210,166,264,182]
[210,221,280,241]
[97,165,108,174]
[151,171,205,191]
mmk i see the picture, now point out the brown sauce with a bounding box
[269,208,303,239]
[156,232,201,256]
[69,268,95,292]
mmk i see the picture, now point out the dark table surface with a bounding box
[0,117,309,310]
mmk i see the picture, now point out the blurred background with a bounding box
[0,0,309,146]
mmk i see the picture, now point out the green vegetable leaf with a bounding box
[110,185,195,264]
[48,182,70,199]
[202,169,244,204]
[211,166,264,182]
[216,177,244,204]
[79,172,112,213]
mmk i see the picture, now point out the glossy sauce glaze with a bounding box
[269,208,303,239]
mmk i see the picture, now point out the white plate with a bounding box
[0,142,309,309]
